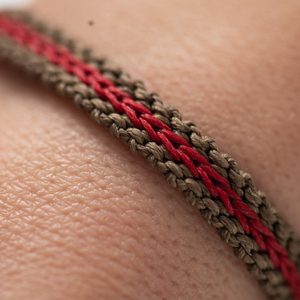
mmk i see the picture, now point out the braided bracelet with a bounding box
[0,10,299,300]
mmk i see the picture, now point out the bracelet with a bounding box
[0,10,299,300]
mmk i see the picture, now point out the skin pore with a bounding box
[0,0,299,299]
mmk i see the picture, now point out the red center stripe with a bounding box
[0,13,299,298]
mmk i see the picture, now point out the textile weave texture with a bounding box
[0,10,299,300]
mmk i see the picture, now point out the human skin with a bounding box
[0,0,299,299]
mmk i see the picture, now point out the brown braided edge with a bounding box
[17,9,300,274]
[1,10,300,299]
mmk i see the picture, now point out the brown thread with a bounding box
[12,9,300,272]
[0,31,294,299]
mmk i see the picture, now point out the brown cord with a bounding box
[10,9,300,272]
[0,29,294,299]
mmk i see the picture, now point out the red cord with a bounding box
[0,14,299,298]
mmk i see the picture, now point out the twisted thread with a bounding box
[17,11,300,271]
[0,12,299,299]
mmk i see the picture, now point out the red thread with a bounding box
[232,200,260,220]
[160,129,190,147]
[248,219,276,239]
[139,113,169,130]
[178,150,198,177]
[178,145,210,165]
[122,98,152,115]
[216,186,235,215]
[1,14,300,298]
[140,118,161,143]
[201,164,230,187]
[235,210,250,234]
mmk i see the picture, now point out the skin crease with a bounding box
[0,0,299,299]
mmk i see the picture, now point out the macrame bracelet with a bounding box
[0,10,299,300]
